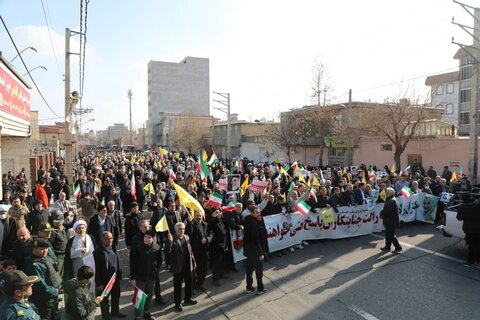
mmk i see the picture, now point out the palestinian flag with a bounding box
[199,151,211,182]
[73,184,81,199]
[130,172,137,200]
[208,151,219,166]
[222,201,237,212]
[401,186,413,198]
[132,286,148,311]
[295,200,311,216]
[207,192,223,208]
[100,273,116,297]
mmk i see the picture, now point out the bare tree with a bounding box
[349,92,436,171]
[310,60,332,107]
[170,113,211,153]
[265,121,296,163]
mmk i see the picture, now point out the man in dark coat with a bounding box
[165,222,197,312]
[12,227,33,270]
[130,230,162,320]
[222,202,244,272]
[456,195,480,266]
[94,231,125,318]
[206,208,228,286]
[88,205,114,246]
[243,205,266,295]
[186,211,208,291]
[124,202,141,249]
[26,200,49,235]
[379,188,402,253]
[0,204,18,258]
[106,200,122,251]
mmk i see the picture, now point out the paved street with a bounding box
[90,222,479,320]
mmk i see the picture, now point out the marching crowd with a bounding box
[0,148,476,319]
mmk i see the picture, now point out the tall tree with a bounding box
[349,94,435,171]
[310,61,332,107]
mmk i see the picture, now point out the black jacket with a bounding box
[130,242,162,281]
[0,216,18,257]
[165,234,196,274]
[206,216,228,250]
[50,228,68,255]
[64,278,97,319]
[243,215,264,259]
[107,209,122,246]
[87,214,114,246]
[186,219,208,260]
[94,245,121,286]
[26,208,49,235]
[380,196,400,228]
[456,200,480,234]
[124,212,141,247]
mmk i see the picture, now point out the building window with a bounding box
[461,65,473,80]
[446,103,454,115]
[436,85,443,95]
[460,89,471,103]
[459,112,469,125]
[381,144,392,151]
[446,83,454,94]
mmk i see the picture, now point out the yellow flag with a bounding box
[298,174,307,185]
[240,177,249,197]
[155,215,169,232]
[379,189,386,202]
[312,175,320,187]
[361,177,367,184]
[280,167,290,177]
[201,149,208,162]
[342,167,347,174]
[159,147,169,156]
[450,171,457,183]
[143,182,155,195]
[283,192,287,202]
[391,163,396,173]
[173,152,180,159]
[170,180,205,217]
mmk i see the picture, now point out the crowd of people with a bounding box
[0,148,476,319]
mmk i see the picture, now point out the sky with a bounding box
[0,0,477,131]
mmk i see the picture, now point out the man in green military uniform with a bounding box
[0,270,41,319]
[24,238,62,320]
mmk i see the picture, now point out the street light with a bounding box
[10,46,37,62]
[22,65,48,76]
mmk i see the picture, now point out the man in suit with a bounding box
[94,231,125,319]
[106,200,122,251]
[165,222,197,312]
[88,205,114,246]
[243,205,266,295]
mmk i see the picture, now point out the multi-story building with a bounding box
[147,57,210,146]
[212,114,280,163]
[107,123,129,146]
[425,71,459,129]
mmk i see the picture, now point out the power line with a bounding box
[39,0,63,79]
[0,14,61,118]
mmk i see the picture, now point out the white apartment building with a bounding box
[147,57,210,146]
[425,71,459,129]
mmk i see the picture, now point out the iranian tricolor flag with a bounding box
[131,286,148,311]
[169,168,177,181]
[401,186,413,198]
[199,151,211,182]
[73,184,81,199]
[130,172,137,200]
[222,201,237,212]
[295,200,311,216]
[94,182,101,196]
[100,273,116,297]
[207,192,223,208]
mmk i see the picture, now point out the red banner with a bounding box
[0,64,31,121]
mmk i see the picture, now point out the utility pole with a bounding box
[211,116,216,152]
[128,89,133,145]
[213,92,231,159]
[452,1,480,184]
[64,28,81,189]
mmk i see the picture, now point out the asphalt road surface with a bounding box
[86,221,478,320]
